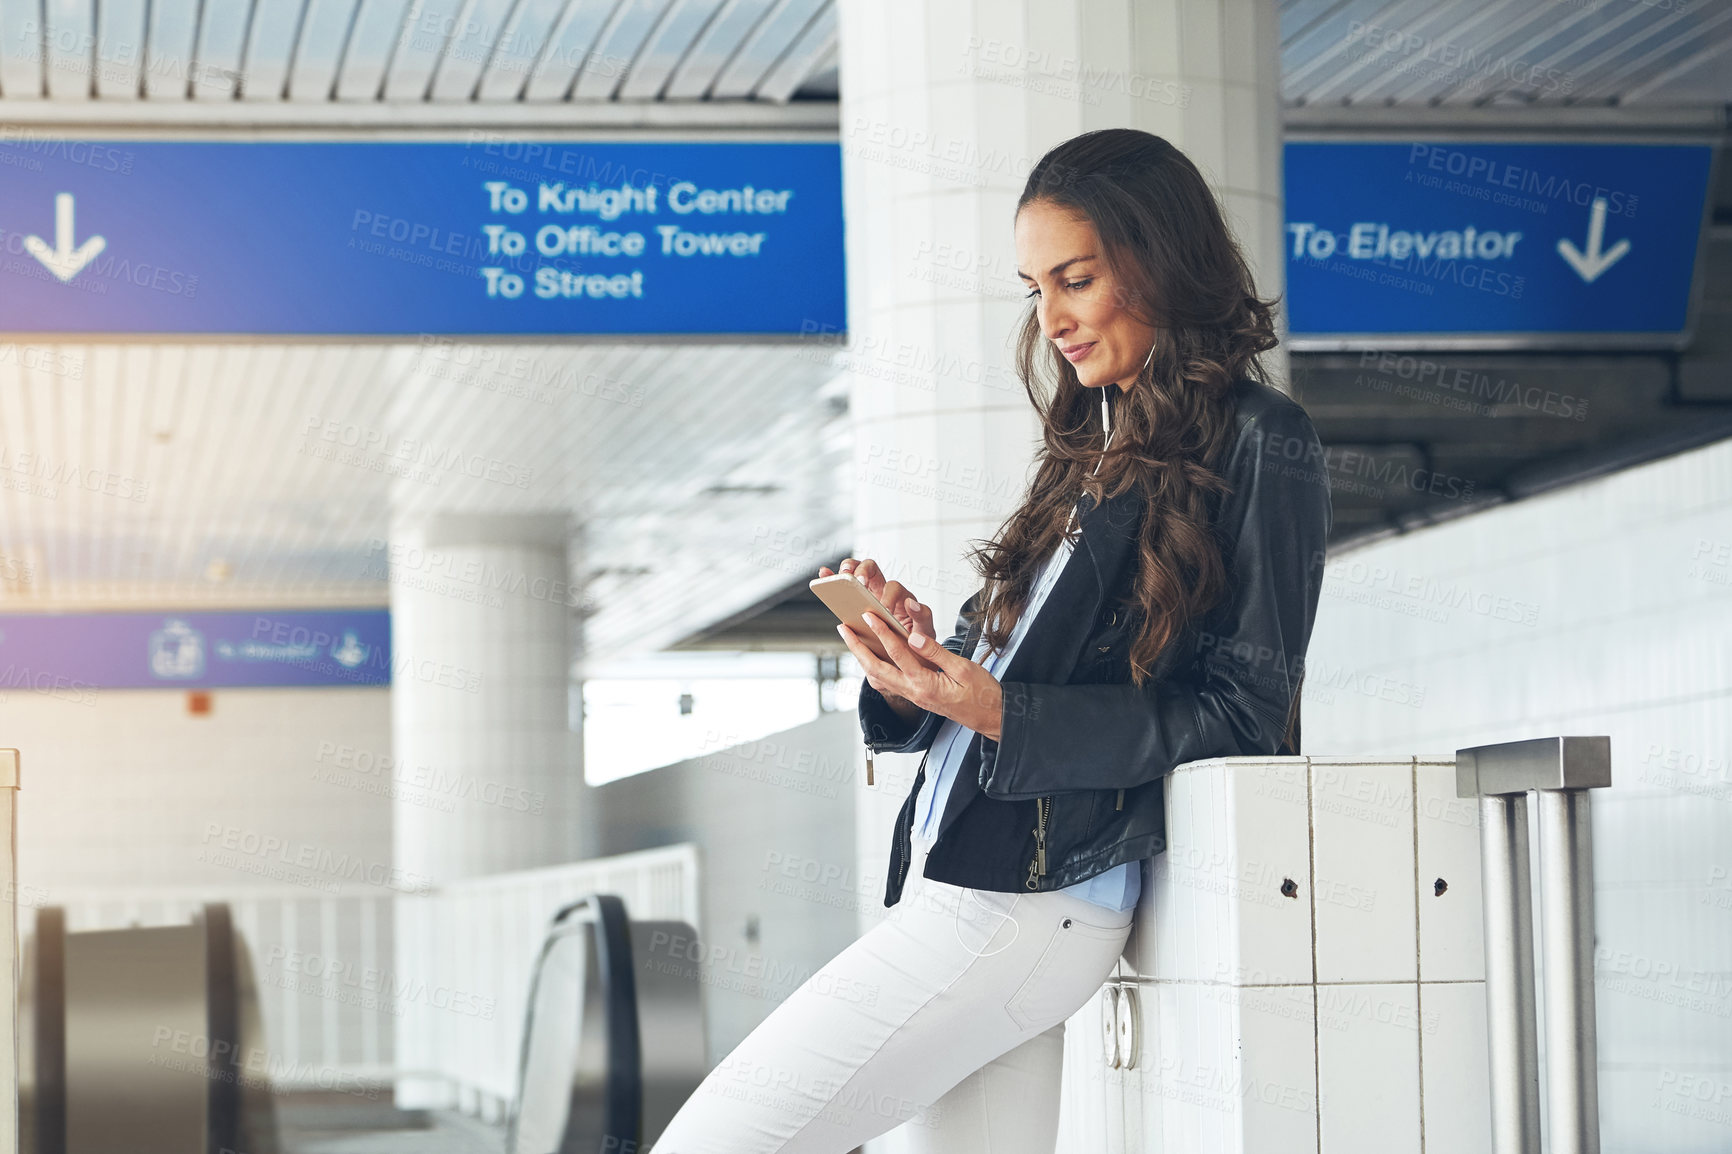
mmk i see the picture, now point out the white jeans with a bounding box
[649,834,1134,1154]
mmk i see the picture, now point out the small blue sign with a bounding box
[0,609,392,689]
[0,141,844,336]
[1284,141,1714,345]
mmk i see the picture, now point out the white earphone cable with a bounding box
[1067,339,1150,531]
[1098,389,1110,468]
[1094,339,1151,472]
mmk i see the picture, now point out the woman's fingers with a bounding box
[856,557,891,600]
[828,559,934,640]
[852,615,996,734]
[898,591,934,635]
[833,556,880,597]
[880,579,911,625]
[860,570,930,632]
[887,588,933,640]
[840,621,910,699]
[863,613,942,679]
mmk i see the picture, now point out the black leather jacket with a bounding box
[858,378,1332,906]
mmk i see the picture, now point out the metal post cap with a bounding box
[1456,736,1611,798]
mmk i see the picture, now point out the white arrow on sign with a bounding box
[1556,196,1630,284]
[24,193,106,283]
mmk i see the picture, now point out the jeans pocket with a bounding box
[1002,911,1130,1032]
[952,887,1021,959]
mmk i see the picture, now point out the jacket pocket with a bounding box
[1002,911,1130,1031]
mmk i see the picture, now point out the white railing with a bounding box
[50,887,401,1089]
[394,844,701,1120]
[45,842,700,1115]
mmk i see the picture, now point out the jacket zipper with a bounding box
[1026,785,1123,891]
[1026,795,1052,889]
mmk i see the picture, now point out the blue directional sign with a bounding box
[0,141,844,336]
[0,609,392,690]
[1284,141,1715,347]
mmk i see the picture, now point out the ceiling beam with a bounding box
[0,96,840,130]
[1284,102,1726,138]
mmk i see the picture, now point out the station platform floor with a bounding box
[277,1093,503,1154]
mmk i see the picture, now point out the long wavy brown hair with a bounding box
[963,128,1281,688]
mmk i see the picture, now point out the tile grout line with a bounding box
[1414,756,1427,1154]
[1308,754,1322,1154]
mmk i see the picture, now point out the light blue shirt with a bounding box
[912,529,1142,913]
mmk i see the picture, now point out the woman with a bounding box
[650,127,1331,1154]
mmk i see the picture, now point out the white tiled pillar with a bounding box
[388,512,585,886]
[1056,754,1493,1153]
[837,0,1290,954]
[388,513,588,1108]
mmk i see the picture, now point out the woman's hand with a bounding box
[818,556,937,722]
[817,557,935,639]
[826,560,1004,742]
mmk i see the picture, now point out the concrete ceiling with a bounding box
[0,339,851,670]
[1281,0,1732,107]
[0,0,839,123]
[0,0,1723,122]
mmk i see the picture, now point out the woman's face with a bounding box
[1014,199,1156,392]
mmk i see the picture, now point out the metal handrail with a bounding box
[505,893,707,1154]
[200,904,242,1154]
[27,899,277,1154]
[1457,735,1611,1154]
[506,894,643,1154]
[29,910,63,1154]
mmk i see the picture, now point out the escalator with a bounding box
[22,904,279,1154]
[16,892,706,1154]
[507,895,707,1154]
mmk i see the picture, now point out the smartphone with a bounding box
[809,574,913,661]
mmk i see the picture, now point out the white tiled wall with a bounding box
[1420,982,1494,1154]
[1415,762,1486,983]
[1301,433,1732,1154]
[1309,756,1416,985]
[1059,755,1493,1154]
[1318,982,1422,1153]
[1,687,393,898]
[1144,759,1314,987]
